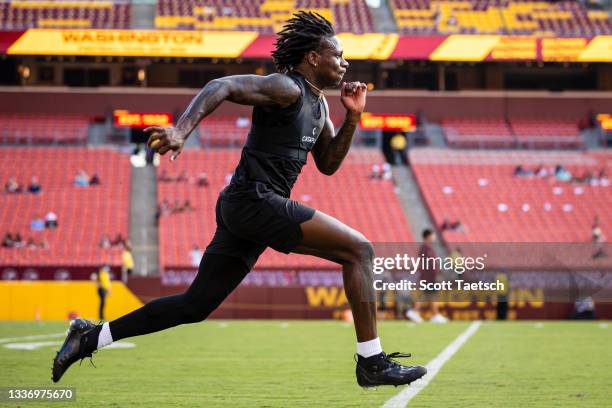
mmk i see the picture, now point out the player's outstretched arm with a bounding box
[312,81,367,175]
[144,74,301,160]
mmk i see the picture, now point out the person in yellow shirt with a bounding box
[97,265,112,321]
[121,241,134,282]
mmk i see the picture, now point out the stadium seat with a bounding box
[0,113,89,145]
[411,148,611,245]
[155,0,374,33]
[442,117,515,148]
[0,148,130,267]
[0,0,130,30]
[388,0,612,36]
[441,117,584,150]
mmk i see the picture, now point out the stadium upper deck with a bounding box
[0,0,609,36]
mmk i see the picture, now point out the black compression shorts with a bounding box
[205,188,316,270]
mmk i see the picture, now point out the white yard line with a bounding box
[0,332,65,344]
[382,321,482,408]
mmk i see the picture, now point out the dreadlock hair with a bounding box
[272,11,335,74]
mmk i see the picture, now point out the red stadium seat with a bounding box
[0,0,130,30]
[411,148,611,244]
[0,113,89,145]
[0,148,130,267]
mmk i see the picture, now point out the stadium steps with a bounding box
[129,164,159,276]
[392,164,449,258]
[371,0,398,33]
[131,0,156,29]
[582,128,604,150]
[423,123,448,148]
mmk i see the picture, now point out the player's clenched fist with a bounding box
[144,126,185,161]
[340,81,367,115]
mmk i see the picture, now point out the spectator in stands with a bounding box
[182,200,195,212]
[25,237,48,250]
[598,169,609,187]
[89,173,101,186]
[27,176,41,194]
[513,165,533,177]
[159,169,173,182]
[4,177,22,193]
[26,237,38,249]
[197,173,209,187]
[440,217,464,232]
[177,171,188,183]
[45,211,58,229]
[534,165,550,178]
[381,163,393,181]
[26,237,36,249]
[190,245,203,267]
[370,164,382,179]
[111,233,126,248]
[30,217,45,231]
[121,241,134,281]
[370,164,392,180]
[74,170,90,187]
[12,233,23,248]
[578,170,594,185]
[2,232,14,248]
[157,199,172,218]
[172,199,184,214]
[100,234,112,249]
[554,165,572,182]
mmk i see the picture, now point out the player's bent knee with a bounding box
[345,234,374,266]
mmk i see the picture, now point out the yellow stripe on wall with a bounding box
[372,33,399,60]
[0,281,143,321]
[430,35,501,61]
[337,33,389,60]
[8,29,258,58]
[578,36,612,62]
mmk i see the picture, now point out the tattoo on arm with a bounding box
[175,74,300,139]
[313,98,361,175]
[175,79,229,139]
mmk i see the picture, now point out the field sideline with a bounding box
[1,320,611,407]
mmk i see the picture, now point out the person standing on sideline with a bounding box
[96,266,112,321]
[406,229,448,323]
[121,241,134,282]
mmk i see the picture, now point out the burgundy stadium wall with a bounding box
[1,87,611,121]
[126,272,612,320]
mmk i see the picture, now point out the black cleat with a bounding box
[355,352,427,388]
[52,318,98,383]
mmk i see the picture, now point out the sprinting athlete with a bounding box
[53,11,426,388]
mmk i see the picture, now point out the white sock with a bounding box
[97,322,114,349]
[357,337,382,358]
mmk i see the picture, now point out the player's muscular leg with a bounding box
[294,211,377,342]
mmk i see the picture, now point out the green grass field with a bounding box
[1,320,611,407]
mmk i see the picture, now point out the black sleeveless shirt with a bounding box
[223,71,326,199]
